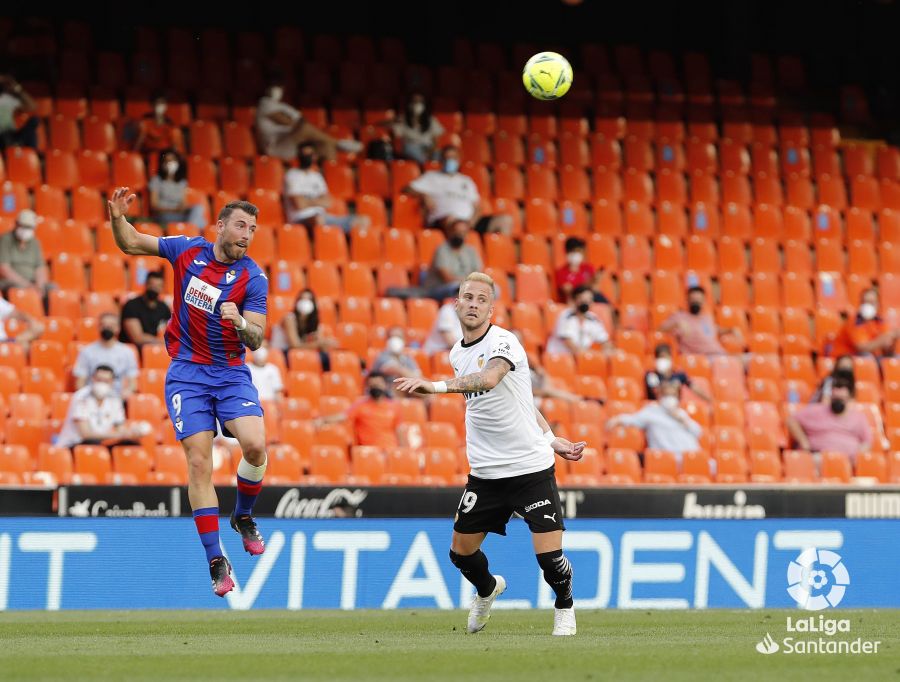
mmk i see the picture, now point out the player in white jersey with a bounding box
[395,272,586,636]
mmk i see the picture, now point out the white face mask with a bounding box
[154,103,166,117]
[15,227,34,242]
[660,395,679,411]
[270,86,284,101]
[859,303,877,321]
[92,382,112,400]
[566,251,584,267]
[297,299,315,316]
[387,336,405,354]
[410,101,425,116]
[655,357,672,374]
[165,161,179,176]
[253,348,269,365]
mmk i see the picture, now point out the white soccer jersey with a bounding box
[449,324,554,479]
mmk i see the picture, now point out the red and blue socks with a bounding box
[193,507,222,562]
[235,456,266,517]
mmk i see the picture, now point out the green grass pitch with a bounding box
[1,609,897,681]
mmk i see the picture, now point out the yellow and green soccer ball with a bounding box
[522,51,573,100]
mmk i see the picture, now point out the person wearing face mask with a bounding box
[787,373,872,464]
[278,289,336,371]
[660,286,740,356]
[56,366,148,449]
[73,313,139,399]
[828,288,900,358]
[148,148,206,229]
[553,237,608,304]
[371,327,423,389]
[413,220,484,301]
[314,373,402,448]
[255,77,363,162]
[384,93,445,164]
[404,145,513,235]
[606,381,703,464]
[283,143,370,233]
[247,344,284,404]
[134,95,184,155]
[644,343,711,402]
[545,286,615,356]
[120,271,171,347]
[0,209,50,294]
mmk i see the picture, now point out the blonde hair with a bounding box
[464,272,495,288]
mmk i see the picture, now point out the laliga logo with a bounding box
[786,548,850,610]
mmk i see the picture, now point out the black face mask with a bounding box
[830,398,847,414]
[577,302,591,314]
[298,154,315,169]
[100,328,116,341]
[368,387,387,399]
[145,289,160,302]
[688,302,703,315]
[448,235,465,248]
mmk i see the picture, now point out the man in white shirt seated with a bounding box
[255,78,362,161]
[247,345,284,404]
[605,380,703,465]
[283,143,369,233]
[404,145,512,235]
[56,365,148,448]
[545,286,615,356]
[423,298,463,356]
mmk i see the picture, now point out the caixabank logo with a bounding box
[755,549,881,656]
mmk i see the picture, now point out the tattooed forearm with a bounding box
[446,358,511,393]
[237,322,264,350]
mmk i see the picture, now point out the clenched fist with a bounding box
[220,301,244,329]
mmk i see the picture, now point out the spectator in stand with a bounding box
[255,77,362,162]
[659,286,741,356]
[247,344,284,404]
[134,94,184,155]
[386,93,445,164]
[56,365,149,448]
[0,289,43,348]
[148,149,206,229]
[404,145,513,235]
[387,221,483,301]
[545,285,614,356]
[423,297,463,356]
[0,209,50,294]
[812,355,855,403]
[645,343,711,402]
[73,313,138,398]
[120,271,170,348]
[275,289,336,372]
[0,75,37,149]
[787,372,872,463]
[827,288,898,358]
[554,237,608,304]
[371,327,423,385]
[284,142,369,233]
[314,372,401,449]
[606,380,703,462]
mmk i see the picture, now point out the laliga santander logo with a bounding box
[786,548,850,610]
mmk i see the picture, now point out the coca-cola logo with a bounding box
[274,488,368,518]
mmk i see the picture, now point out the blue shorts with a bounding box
[164,360,264,441]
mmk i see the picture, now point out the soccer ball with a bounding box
[522,52,573,100]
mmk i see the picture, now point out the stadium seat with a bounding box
[603,448,641,485]
[309,445,349,483]
[783,450,818,483]
[821,451,852,484]
[679,450,712,484]
[855,451,887,483]
[73,444,112,479]
[643,449,678,484]
[0,444,31,477]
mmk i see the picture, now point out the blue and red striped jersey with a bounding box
[158,236,268,366]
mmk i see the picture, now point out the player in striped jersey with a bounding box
[108,187,269,597]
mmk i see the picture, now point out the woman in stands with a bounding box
[134,94,184,155]
[274,289,336,372]
[385,92,445,164]
[148,149,206,229]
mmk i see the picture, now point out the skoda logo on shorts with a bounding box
[786,548,850,610]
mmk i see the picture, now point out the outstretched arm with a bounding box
[107,187,160,256]
[393,357,512,395]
